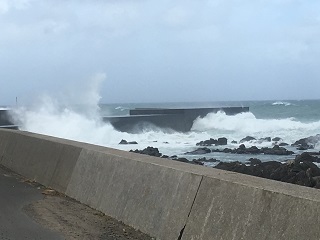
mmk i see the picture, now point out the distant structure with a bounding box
[103,106,249,132]
[0,109,18,129]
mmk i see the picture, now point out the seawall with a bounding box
[0,128,319,240]
[104,107,249,133]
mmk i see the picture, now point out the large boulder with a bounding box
[292,134,320,150]
[130,147,162,157]
[261,145,294,155]
[119,139,138,144]
[196,137,228,146]
[217,137,228,145]
[215,154,320,189]
[196,138,217,146]
[239,136,256,143]
[185,147,211,155]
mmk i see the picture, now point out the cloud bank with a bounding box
[1,0,320,105]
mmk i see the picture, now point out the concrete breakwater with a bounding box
[0,109,18,129]
[103,107,249,132]
[0,129,320,239]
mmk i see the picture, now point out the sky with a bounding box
[1,0,320,106]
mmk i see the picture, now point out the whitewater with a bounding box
[8,76,320,163]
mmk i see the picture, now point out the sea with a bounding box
[10,99,320,166]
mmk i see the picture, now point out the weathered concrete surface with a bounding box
[0,131,82,193]
[182,171,320,240]
[0,165,153,240]
[2,128,320,240]
[66,148,202,240]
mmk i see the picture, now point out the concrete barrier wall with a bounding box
[1,128,320,240]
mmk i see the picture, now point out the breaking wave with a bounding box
[191,111,320,143]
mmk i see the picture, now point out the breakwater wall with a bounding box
[104,107,249,132]
[0,129,320,240]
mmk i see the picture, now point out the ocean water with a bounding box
[11,99,320,164]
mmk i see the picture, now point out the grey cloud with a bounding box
[1,0,320,105]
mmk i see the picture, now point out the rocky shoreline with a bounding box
[128,134,320,189]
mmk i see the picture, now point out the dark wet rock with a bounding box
[307,151,320,156]
[175,157,189,163]
[211,144,293,156]
[295,152,316,163]
[196,138,217,146]
[119,139,138,144]
[217,137,228,145]
[272,137,282,142]
[215,152,320,189]
[130,147,162,157]
[194,157,220,163]
[279,142,289,146]
[231,140,237,144]
[215,161,264,177]
[248,158,262,165]
[185,147,211,155]
[239,136,256,143]
[196,137,228,146]
[119,139,128,144]
[161,155,169,158]
[245,146,261,154]
[295,152,320,163]
[292,134,320,150]
[261,145,294,155]
[260,137,271,142]
[192,159,204,165]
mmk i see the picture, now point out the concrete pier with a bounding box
[104,106,249,132]
[1,129,320,240]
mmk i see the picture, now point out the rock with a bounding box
[295,152,318,163]
[246,146,261,154]
[196,138,217,146]
[217,137,228,145]
[231,140,237,144]
[215,161,263,177]
[292,134,320,150]
[196,137,228,146]
[248,158,262,165]
[130,147,162,157]
[272,137,282,141]
[119,139,128,144]
[279,142,289,146]
[185,147,211,155]
[260,137,271,142]
[240,136,256,143]
[261,145,294,155]
[192,159,204,165]
[202,158,220,163]
[312,176,320,189]
[119,139,138,144]
[194,157,220,163]
[175,157,189,163]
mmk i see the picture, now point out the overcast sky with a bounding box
[1,0,320,105]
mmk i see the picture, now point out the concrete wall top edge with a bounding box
[2,129,320,203]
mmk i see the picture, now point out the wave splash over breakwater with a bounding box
[192,111,320,144]
[9,75,320,161]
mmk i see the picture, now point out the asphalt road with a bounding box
[0,165,152,240]
[0,166,63,240]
